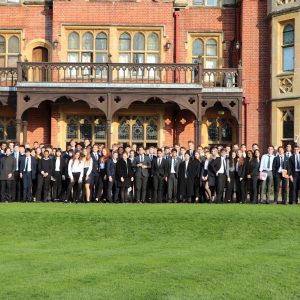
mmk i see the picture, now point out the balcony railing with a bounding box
[16,62,242,88]
[0,68,18,87]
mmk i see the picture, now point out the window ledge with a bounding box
[277,72,294,77]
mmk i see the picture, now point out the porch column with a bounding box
[238,123,242,145]
[16,119,22,144]
[106,120,112,148]
[22,120,28,145]
[194,119,201,146]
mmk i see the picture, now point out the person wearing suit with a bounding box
[132,146,151,203]
[187,140,195,159]
[225,151,237,203]
[151,149,168,203]
[116,152,134,203]
[178,152,196,203]
[90,144,100,202]
[166,148,181,203]
[288,145,300,204]
[246,149,261,203]
[235,149,247,204]
[0,148,15,202]
[52,149,66,201]
[201,151,215,203]
[211,148,227,203]
[12,144,22,201]
[106,152,119,203]
[20,148,37,202]
[272,146,289,204]
[285,143,293,204]
[192,151,203,203]
[36,150,53,202]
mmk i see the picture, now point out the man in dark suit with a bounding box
[132,146,151,203]
[52,148,66,201]
[166,148,181,203]
[272,146,289,204]
[211,148,227,204]
[0,148,15,202]
[187,140,195,159]
[152,148,168,203]
[285,143,293,204]
[11,144,22,201]
[178,152,196,203]
[20,148,37,202]
[288,145,300,204]
[90,144,100,202]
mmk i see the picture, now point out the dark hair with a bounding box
[157,148,163,153]
[171,148,177,153]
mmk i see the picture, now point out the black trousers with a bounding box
[90,172,99,201]
[274,173,287,203]
[135,176,148,202]
[22,172,33,202]
[107,178,119,202]
[52,171,63,200]
[216,173,226,203]
[12,171,21,201]
[235,176,246,203]
[67,172,82,202]
[1,180,13,202]
[292,172,300,204]
[36,174,51,202]
[153,175,165,203]
[225,172,235,202]
[249,176,259,203]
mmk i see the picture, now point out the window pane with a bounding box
[8,36,19,53]
[221,122,232,141]
[192,39,204,56]
[81,52,92,63]
[80,119,92,140]
[7,56,18,67]
[96,32,107,51]
[146,54,158,63]
[205,58,217,69]
[147,33,159,51]
[282,109,294,139]
[133,33,145,51]
[283,47,294,71]
[68,53,79,62]
[206,0,217,6]
[132,120,144,140]
[194,0,204,4]
[94,117,106,140]
[96,53,107,63]
[68,32,79,50]
[67,119,78,139]
[82,32,93,51]
[146,120,158,140]
[206,39,217,56]
[118,120,130,140]
[133,53,144,63]
[283,25,294,45]
[6,121,16,140]
[0,122,4,141]
[0,56,5,67]
[119,33,131,51]
[119,53,130,63]
[208,120,218,141]
[0,36,5,54]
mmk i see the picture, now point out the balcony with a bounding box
[13,62,242,89]
[0,67,17,87]
[268,0,300,15]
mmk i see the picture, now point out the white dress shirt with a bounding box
[24,156,31,172]
[259,154,275,172]
[68,159,84,181]
[55,157,60,171]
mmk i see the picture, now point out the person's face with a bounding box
[47,148,52,155]
[75,152,80,159]
[44,152,49,159]
[84,140,90,146]
[56,151,61,157]
[184,154,190,161]
[1,143,6,150]
[226,146,231,153]
[139,148,145,155]
[279,148,284,156]
[255,150,260,158]
[14,146,19,153]
[233,145,239,151]
[36,148,41,155]
[295,147,300,155]
[221,151,226,157]
[132,145,137,151]
[6,148,11,156]
[93,146,98,153]
[129,151,135,158]
[188,142,194,150]
[31,150,36,157]
[205,152,211,159]
[123,153,128,160]
[34,142,39,148]
[268,147,274,155]
[19,147,25,155]
[9,143,14,150]
[241,145,246,152]
[157,151,163,158]
[195,152,200,159]
[180,149,185,155]
[286,145,292,152]
[113,153,118,160]
[212,149,217,156]
[237,150,243,158]
[232,152,237,159]
[70,141,76,147]
[171,151,177,158]
[25,151,31,157]
[149,147,154,154]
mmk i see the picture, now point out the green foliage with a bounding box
[0,204,299,299]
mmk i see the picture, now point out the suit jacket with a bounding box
[20,156,38,180]
[0,155,15,180]
[132,155,151,177]
[236,162,246,178]
[246,158,260,177]
[166,156,181,177]
[288,155,300,176]
[178,160,197,195]
[106,158,117,178]
[91,152,100,175]
[272,155,289,176]
[151,157,168,178]
[52,157,66,175]
[11,152,21,171]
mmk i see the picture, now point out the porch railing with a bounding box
[16,62,242,88]
[0,68,18,87]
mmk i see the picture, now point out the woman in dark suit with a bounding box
[225,151,237,203]
[116,152,134,203]
[106,151,119,203]
[247,149,261,203]
[245,150,254,202]
[201,151,215,203]
[235,149,246,204]
[192,151,202,203]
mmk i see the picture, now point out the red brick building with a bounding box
[0,0,270,149]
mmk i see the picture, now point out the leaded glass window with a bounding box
[192,39,204,57]
[118,119,130,140]
[94,117,106,140]
[67,118,78,139]
[147,33,159,51]
[119,33,131,51]
[146,118,158,140]
[282,24,294,72]
[208,119,218,141]
[221,120,232,142]
[82,32,94,51]
[282,108,294,139]
[80,119,92,139]
[68,32,79,50]
[0,36,5,54]
[133,32,145,51]
[96,32,107,51]
[0,34,20,67]
[132,119,144,140]
[0,118,16,141]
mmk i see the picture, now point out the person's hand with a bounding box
[109,176,113,182]
[20,173,23,179]
[165,177,168,182]
[240,178,243,181]
[131,177,134,182]
[142,165,147,169]
[71,178,74,183]
[247,175,251,179]
[8,173,12,179]
[79,179,82,184]
[121,177,124,182]
[62,175,65,181]
[290,176,293,182]
[104,175,107,180]
[227,177,230,182]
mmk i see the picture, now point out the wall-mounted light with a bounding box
[235,40,241,50]
[164,41,172,51]
[218,110,225,115]
[52,40,59,50]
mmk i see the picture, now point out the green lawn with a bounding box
[0,204,300,300]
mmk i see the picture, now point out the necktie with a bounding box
[267,155,271,169]
[158,158,161,166]
[223,158,226,172]
[185,162,188,178]
[280,157,284,169]
[94,153,98,160]
[25,158,28,172]
[141,155,144,163]
[297,155,300,170]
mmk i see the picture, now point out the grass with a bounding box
[0,203,300,300]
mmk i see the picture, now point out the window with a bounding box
[0,34,20,67]
[193,0,218,6]
[118,31,160,77]
[282,108,294,141]
[0,117,16,141]
[67,30,108,77]
[66,115,106,143]
[282,24,294,72]
[118,116,159,147]
[207,118,233,144]
[0,0,20,3]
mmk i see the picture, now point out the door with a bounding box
[32,47,48,81]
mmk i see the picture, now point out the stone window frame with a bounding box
[0,32,21,68]
[281,22,294,72]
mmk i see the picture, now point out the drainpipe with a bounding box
[244,97,249,147]
[173,10,180,81]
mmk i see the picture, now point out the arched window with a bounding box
[80,118,92,139]
[146,118,158,140]
[6,120,16,140]
[119,33,131,51]
[8,36,19,53]
[282,24,294,72]
[68,32,79,50]
[96,32,107,51]
[132,119,144,140]
[147,33,159,51]
[192,39,204,57]
[118,119,130,140]
[282,108,294,140]
[67,118,78,139]
[133,32,145,51]
[94,117,106,140]
[0,36,5,54]
[82,32,93,51]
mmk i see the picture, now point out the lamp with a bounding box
[235,40,241,50]
[165,41,171,51]
[52,40,59,50]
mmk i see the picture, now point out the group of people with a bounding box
[0,139,299,205]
